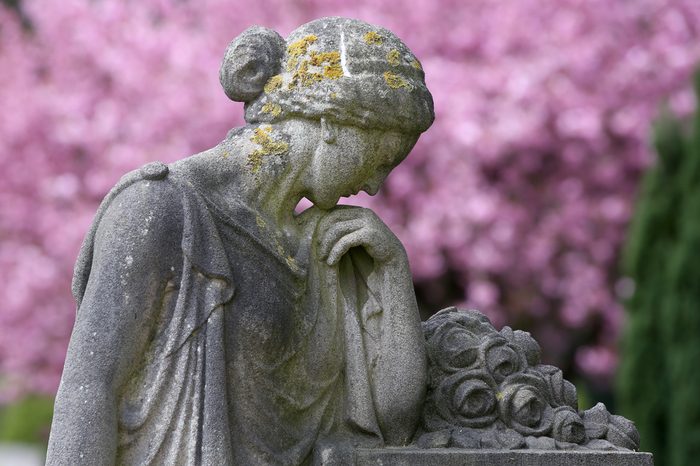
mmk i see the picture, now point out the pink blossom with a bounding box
[1,0,700,398]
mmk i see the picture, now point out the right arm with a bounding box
[46,180,183,466]
[319,206,427,445]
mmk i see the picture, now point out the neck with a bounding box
[179,120,319,232]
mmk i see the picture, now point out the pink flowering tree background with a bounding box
[1,0,699,401]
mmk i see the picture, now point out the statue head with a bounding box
[220,17,434,133]
[219,17,434,207]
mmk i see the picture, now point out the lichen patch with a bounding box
[261,102,282,117]
[310,51,343,79]
[286,256,301,273]
[287,35,318,58]
[410,58,423,71]
[248,126,289,173]
[387,49,401,66]
[289,51,343,89]
[363,31,383,45]
[263,75,283,94]
[383,71,412,90]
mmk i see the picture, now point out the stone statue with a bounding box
[47,17,432,465]
[47,16,651,466]
[316,307,651,464]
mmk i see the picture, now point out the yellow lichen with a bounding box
[330,92,338,99]
[324,65,343,79]
[285,35,318,73]
[309,51,337,66]
[310,51,343,79]
[383,71,412,90]
[286,256,301,273]
[248,126,289,173]
[363,31,383,45]
[261,102,282,117]
[255,215,266,229]
[387,49,401,66]
[287,34,317,58]
[410,58,423,71]
[263,75,283,94]
[289,60,319,88]
[288,51,343,88]
[286,56,299,73]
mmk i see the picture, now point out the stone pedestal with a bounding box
[314,447,654,466]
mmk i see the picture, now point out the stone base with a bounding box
[313,447,654,466]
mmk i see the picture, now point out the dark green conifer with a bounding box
[619,73,700,466]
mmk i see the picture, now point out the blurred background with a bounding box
[1,0,699,464]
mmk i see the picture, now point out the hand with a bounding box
[318,206,406,266]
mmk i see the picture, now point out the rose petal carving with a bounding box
[423,307,497,342]
[434,370,499,428]
[551,406,587,444]
[606,414,640,451]
[513,330,541,366]
[482,428,526,450]
[419,308,641,452]
[534,364,578,409]
[427,324,480,373]
[497,381,553,436]
[581,402,610,439]
[450,427,481,448]
[482,336,524,383]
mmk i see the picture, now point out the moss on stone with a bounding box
[263,75,283,94]
[383,71,412,90]
[287,35,318,57]
[387,49,401,66]
[289,51,343,88]
[363,31,383,45]
[261,102,282,117]
[310,51,343,79]
[248,126,289,173]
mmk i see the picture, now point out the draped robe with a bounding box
[70,163,385,465]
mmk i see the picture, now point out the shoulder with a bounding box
[93,162,185,265]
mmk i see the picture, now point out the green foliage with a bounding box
[619,72,700,466]
[0,396,54,446]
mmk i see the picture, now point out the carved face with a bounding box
[306,124,416,209]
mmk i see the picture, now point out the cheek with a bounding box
[330,151,372,192]
[307,148,345,206]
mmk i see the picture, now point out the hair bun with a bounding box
[220,26,285,102]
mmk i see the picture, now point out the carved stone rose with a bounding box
[418,307,641,452]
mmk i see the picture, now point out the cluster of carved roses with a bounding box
[418,307,640,451]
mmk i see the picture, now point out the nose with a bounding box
[363,171,387,195]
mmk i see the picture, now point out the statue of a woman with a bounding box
[47,17,434,465]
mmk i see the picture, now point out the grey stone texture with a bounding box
[46,15,650,466]
[416,308,642,454]
[47,17,432,466]
[313,447,654,466]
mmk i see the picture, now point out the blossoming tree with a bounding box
[1,0,699,400]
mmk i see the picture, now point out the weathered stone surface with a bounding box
[417,307,643,454]
[45,15,651,466]
[313,447,654,466]
[47,17,433,465]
